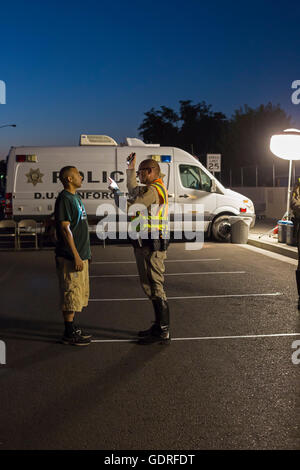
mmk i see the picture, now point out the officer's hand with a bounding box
[127,153,136,169]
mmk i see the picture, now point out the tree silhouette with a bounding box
[138,100,227,163]
[222,103,293,168]
[138,100,293,176]
[178,100,227,162]
[138,106,180,146]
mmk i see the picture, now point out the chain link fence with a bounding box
[217,160,300,188]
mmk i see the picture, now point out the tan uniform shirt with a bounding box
[126,169,160,209]
[126,169,168,300]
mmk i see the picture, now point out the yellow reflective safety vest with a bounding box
[133,178,169,238]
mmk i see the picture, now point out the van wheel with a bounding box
[212,215,231,242]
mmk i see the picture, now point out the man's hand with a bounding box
[127,153,136,169]
[74,255,84,271]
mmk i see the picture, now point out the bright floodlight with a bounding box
[270,128,300,219]
[270,129,300,160]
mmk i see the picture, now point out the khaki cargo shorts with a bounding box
[56,257,90,312]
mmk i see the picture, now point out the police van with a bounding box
[5,135,255,241]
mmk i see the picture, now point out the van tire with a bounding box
[212,215,231,242]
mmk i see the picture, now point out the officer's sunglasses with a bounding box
[136,167,155,175]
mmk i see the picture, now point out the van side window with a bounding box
[179,165,201,190]
[199,168,212,192]
[179,165,212,192]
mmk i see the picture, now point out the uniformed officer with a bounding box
[110,153,170,344]
[290,179,300,309]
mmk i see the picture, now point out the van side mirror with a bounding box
[211,180,216,192]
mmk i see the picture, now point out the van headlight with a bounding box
[243,199,254,212]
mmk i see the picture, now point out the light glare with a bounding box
[270,129,300,160]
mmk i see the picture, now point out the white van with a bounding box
[5,135,255,241]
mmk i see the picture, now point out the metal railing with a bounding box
[219,161,300,188]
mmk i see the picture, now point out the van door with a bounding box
[175,162,217,231]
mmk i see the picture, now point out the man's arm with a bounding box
[126,169,158,206]
[127,168,139,194]
[60,221,84,271]
[109,170,157,208]
[109,153,159,208]
[128,184,158,207]
[126,154,142,199]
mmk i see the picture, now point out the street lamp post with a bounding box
[270,129,300,220]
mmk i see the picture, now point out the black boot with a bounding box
[157,299,170,332]
[296,270,300,309]
[138,298,170,344]
[138,299,161,337]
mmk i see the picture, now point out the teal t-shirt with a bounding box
[55,190,91,261]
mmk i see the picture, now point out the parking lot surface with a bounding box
[0,241,299,450]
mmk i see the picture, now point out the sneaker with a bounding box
[61,331,91,346]
[73,324,92,340]
[138,328,170,345]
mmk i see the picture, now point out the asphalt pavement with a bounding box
[0,238,299,450]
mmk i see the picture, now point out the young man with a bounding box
[55,166,92,346]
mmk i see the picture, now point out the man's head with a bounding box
[137,159,161,185]
[59,166,83,190]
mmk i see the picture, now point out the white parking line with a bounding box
[91,259,221,264]
[90,271,246,278]
[89,292,282,301]
[91,332,300,343]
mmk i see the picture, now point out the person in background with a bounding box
[290,178,300,309]
[55,166,92,346]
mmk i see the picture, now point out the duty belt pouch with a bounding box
[131,238,142,249]
[151,239,161,252]
[160,238,170,251]
[132,238,170,251]
[143,238,170,252]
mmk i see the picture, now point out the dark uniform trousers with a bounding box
[134,245,167,301]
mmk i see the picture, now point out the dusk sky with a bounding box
[0,0,300,158]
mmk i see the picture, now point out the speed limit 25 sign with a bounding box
[206,154,221,172]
